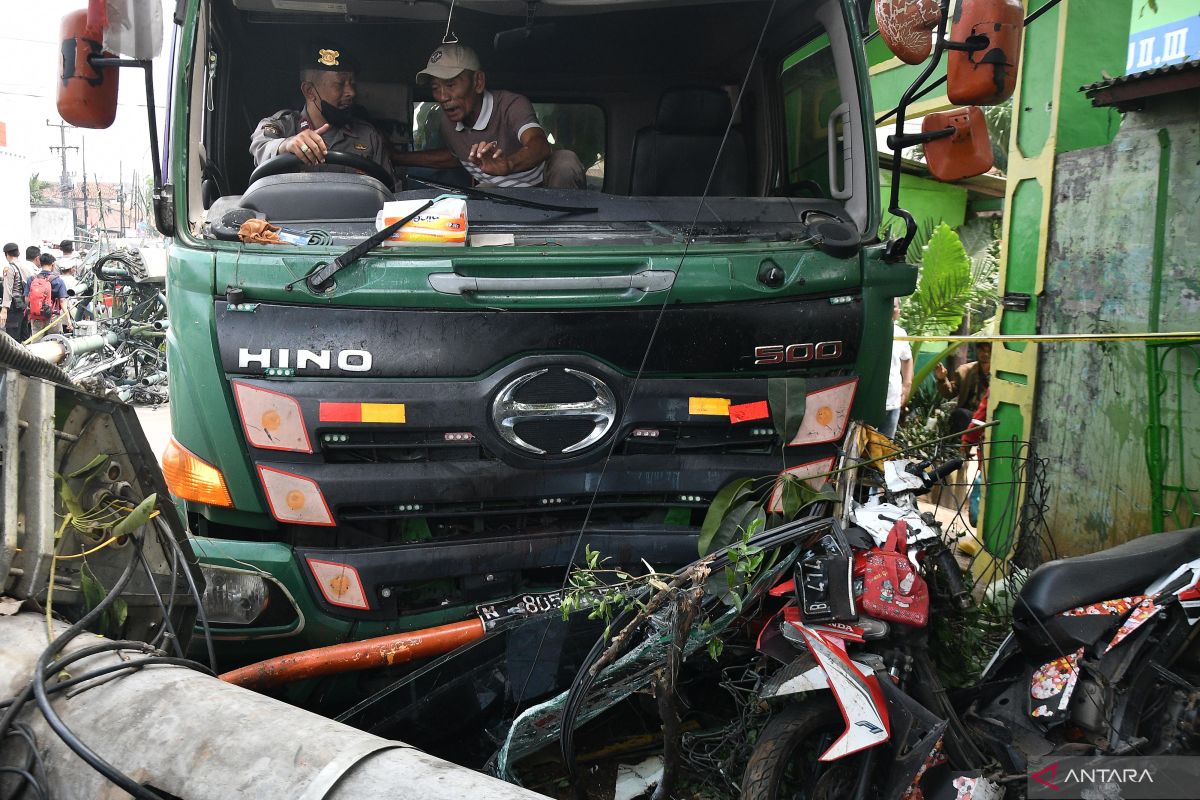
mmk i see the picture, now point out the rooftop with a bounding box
[1083,59,1200,109]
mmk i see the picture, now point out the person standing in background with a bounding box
[1,243,31,341]
[935,341,992,438]
[25,253,73,338]
[24,246,41,283]
[56,240,81,274]
[881,298,913,439]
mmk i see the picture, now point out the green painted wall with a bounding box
[982,0,1132,558]
[1032,92,1200,553]
[878,170,968,236]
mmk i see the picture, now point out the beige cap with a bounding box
[416,43,480,84]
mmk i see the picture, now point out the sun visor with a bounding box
[90,0,163,60]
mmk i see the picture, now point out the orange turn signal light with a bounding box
[162,437,234,508]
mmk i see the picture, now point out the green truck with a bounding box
[58,0,1010,664]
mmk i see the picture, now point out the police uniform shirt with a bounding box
[2,260,30,311]
[249,110,394,183]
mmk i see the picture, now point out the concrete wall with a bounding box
[0,150,31,247]
[29,207,74,247]
[1034,91,1200,553]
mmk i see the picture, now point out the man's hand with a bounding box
[0,308,7,327]
[282,124,331,165]
[468,141,511,177]
[933,362,948,381]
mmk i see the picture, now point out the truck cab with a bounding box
[127,0,915,657]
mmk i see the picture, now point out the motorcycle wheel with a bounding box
[740,697,873,800]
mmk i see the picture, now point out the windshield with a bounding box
[194,0,862,245]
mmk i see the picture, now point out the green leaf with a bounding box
[57,477,86,520]
[706,501,766,556]
[111,597,128,634]
[767,377,807,442]
[707,637,724,661]
[79,564,105,615]
[780,476,836,519]
[697,477,756,555]
[111,494,157,539]
[904,223,973,336]
[67,453,110,479]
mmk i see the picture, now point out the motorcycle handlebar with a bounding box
[926,458,964,485]
[933,546,972,610]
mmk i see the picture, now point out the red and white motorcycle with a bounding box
[740,454,1200,800]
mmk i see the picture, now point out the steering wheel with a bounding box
[248,151,393,188]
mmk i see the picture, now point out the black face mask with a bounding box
[319,98,354,128]
[311,86,355,128]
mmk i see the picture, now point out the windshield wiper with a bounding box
[287,196,444,293]
[406,175,597,215]
[287,179,598,294]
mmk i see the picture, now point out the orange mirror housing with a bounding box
[56,9,119,129]
[947,0,1024,105]
[922,106,994,182]
[876,0,943,65]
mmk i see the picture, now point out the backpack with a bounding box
[27,273,56,321]
[7,266,25,312]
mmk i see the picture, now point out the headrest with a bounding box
[655,87,733,135]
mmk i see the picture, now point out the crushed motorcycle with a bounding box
[741,452,1200,799]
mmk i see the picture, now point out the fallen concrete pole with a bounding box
[0,613,544,799]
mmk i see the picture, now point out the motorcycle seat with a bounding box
[1015,527,1200,622]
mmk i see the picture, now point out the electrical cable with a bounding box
[0,767,47,800]
[2,721,48,800]
[558,514,825,780]
[0,657,215,713]
[1,547,160,799]
[155,517,217,673]
[133,536,185,659]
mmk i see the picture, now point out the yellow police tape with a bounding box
[897,332,1200,344]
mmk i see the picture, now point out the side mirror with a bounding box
[922,106,994,182]
[56,10,119,129]
[946,0,1024,105]
[875,0,943,64]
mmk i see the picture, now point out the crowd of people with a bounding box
[2,239,83,342]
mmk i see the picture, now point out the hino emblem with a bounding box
[238,348,372,373]
[491,368,616,456]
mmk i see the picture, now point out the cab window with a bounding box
[781,35,841,198]
[411,101,606,189]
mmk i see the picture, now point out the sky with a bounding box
[1,0,174,187]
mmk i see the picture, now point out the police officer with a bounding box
[249,43,394,184]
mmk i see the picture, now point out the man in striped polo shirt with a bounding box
[395,43,584,189]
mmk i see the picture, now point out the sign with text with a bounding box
[1029,756,1200,798]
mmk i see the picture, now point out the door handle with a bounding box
[427,270,676,295]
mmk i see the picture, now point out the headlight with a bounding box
[199,566,270,625]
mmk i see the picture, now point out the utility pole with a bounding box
[81,139,89,232]
[117,161,126,238]
[95,173,106,238]
[131,170,140,231]
[46,119,79,215]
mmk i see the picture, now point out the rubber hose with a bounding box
[220,618,485,691]
[0,331,76,388]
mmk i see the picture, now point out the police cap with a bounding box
[305,40,357,72]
